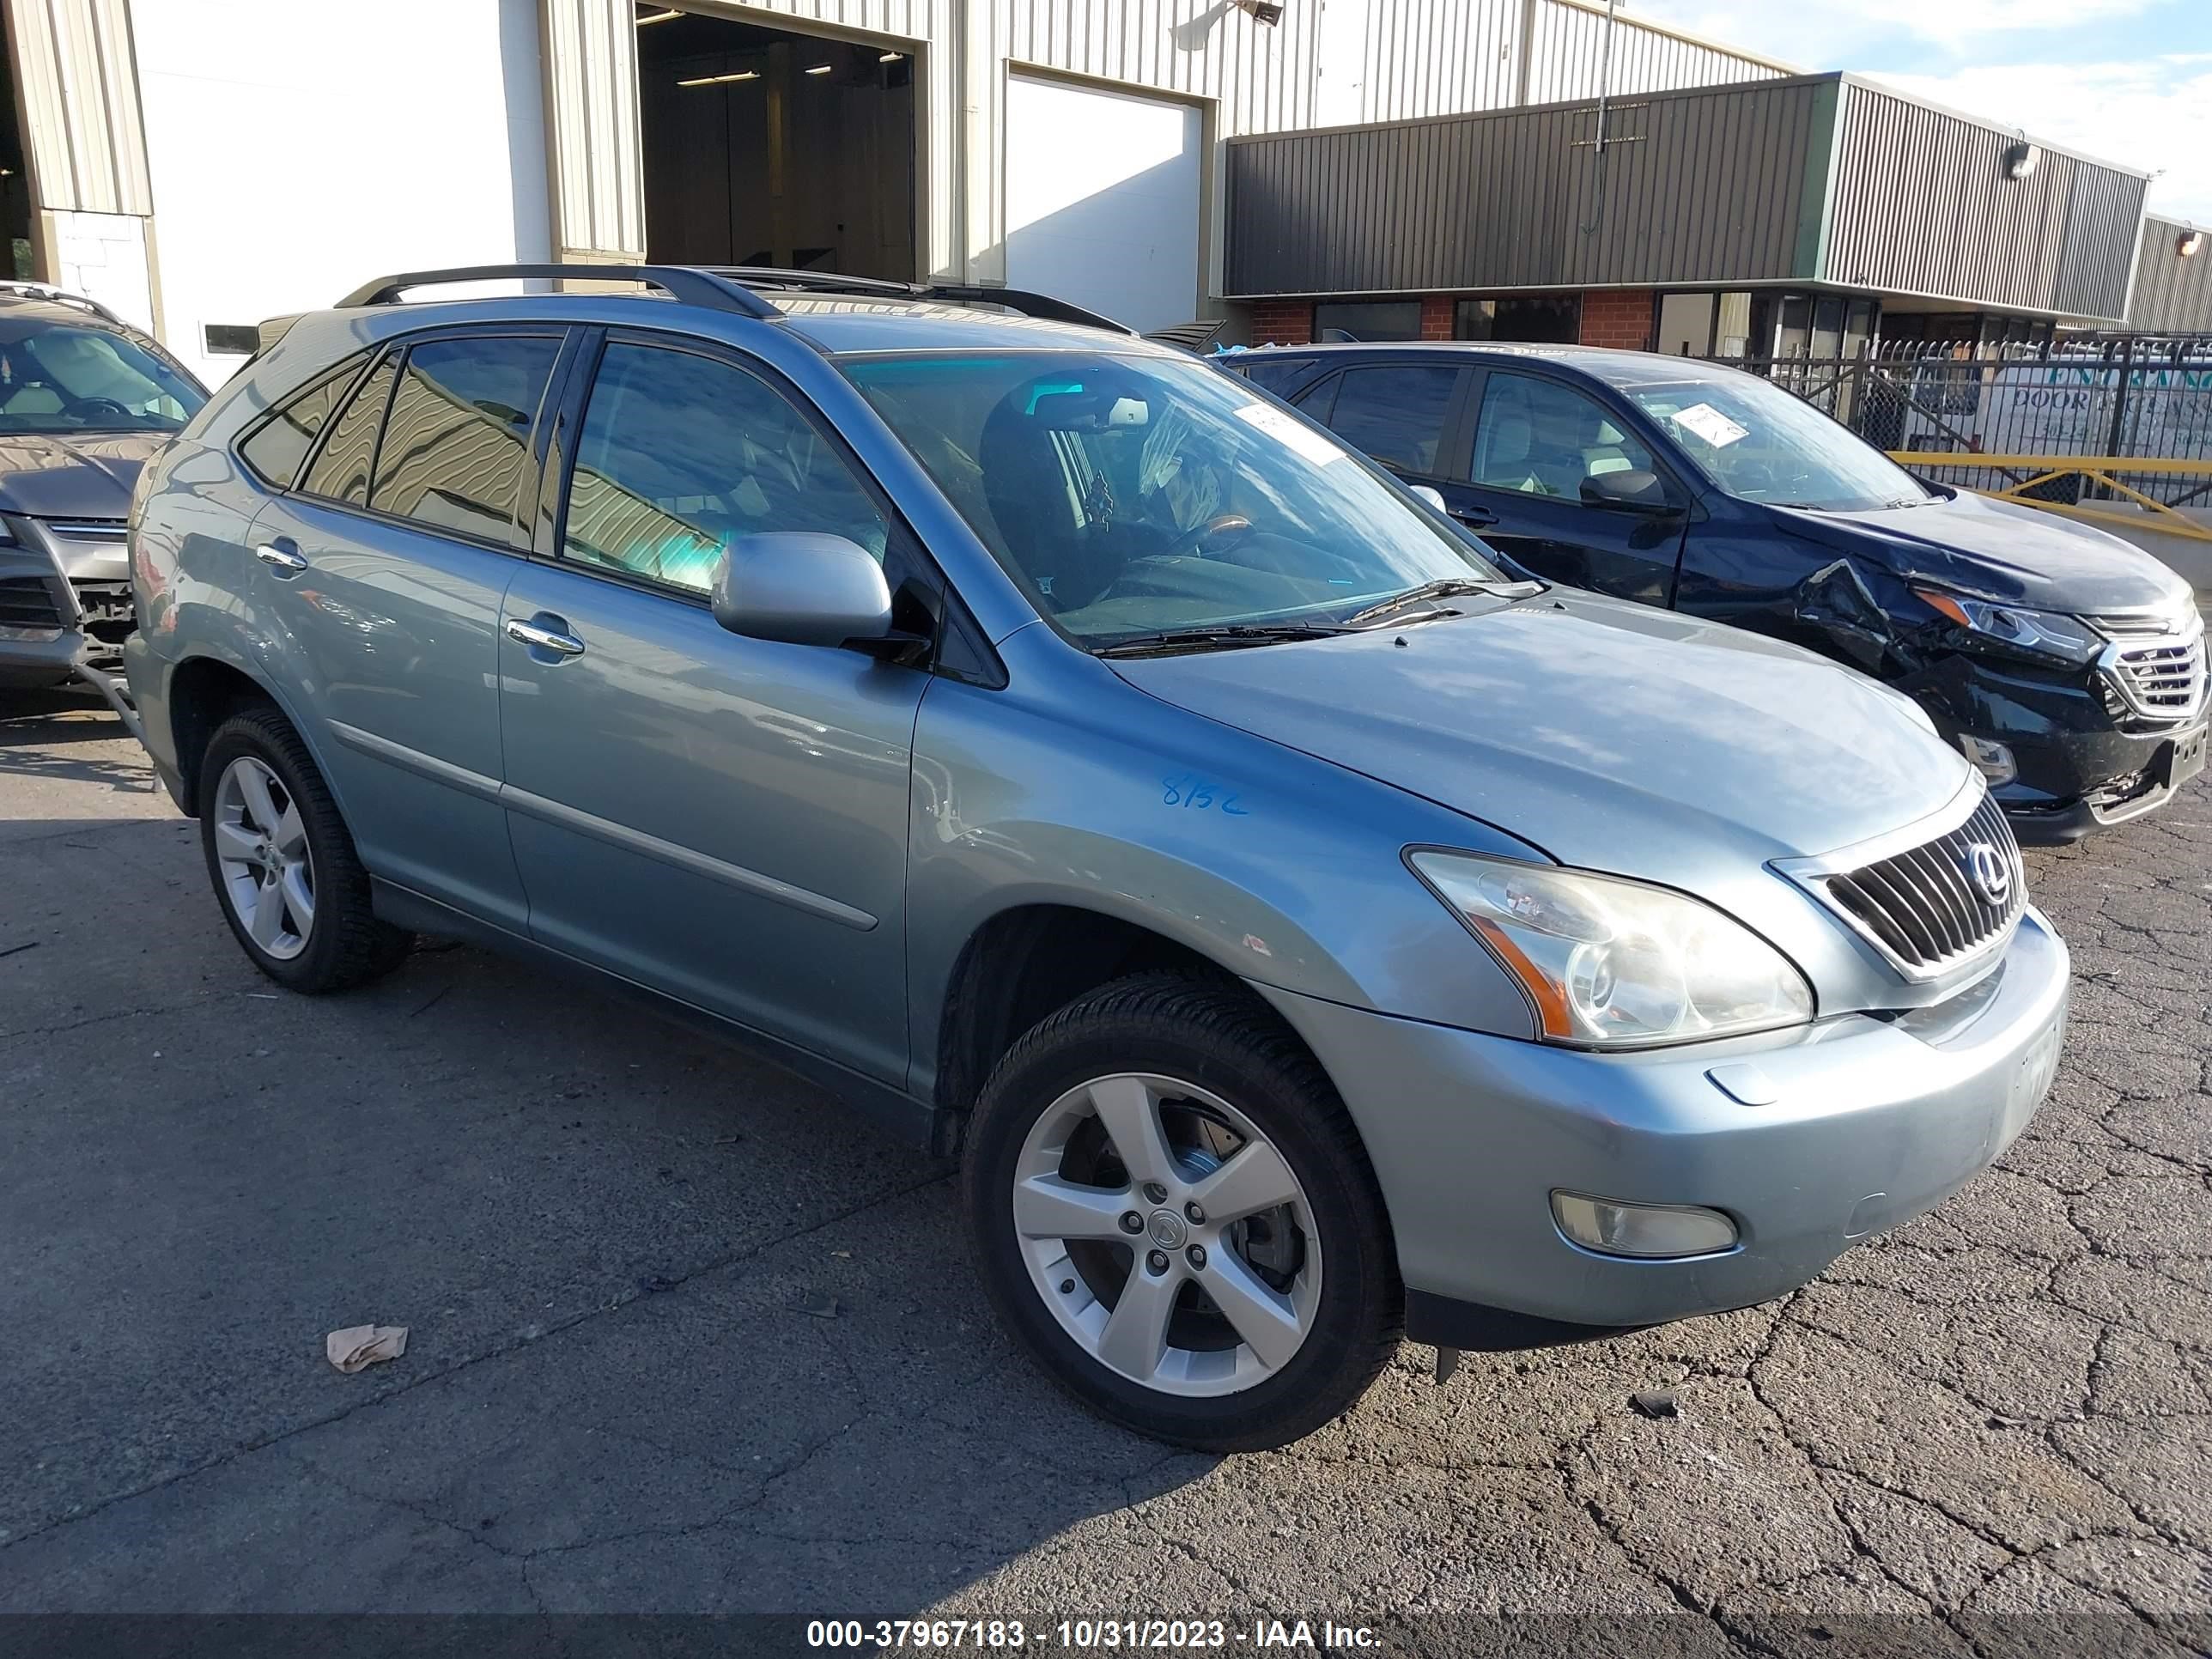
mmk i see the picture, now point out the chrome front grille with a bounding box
[2097,628,2203,725]
[1802,792,2027,981]
[41,518,127,541]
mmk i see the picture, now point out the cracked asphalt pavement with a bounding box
[4,688,2211,1647]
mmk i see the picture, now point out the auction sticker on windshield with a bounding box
[1672,401,1750,449]
[1234,402,1346,466]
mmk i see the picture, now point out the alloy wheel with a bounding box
[1011,1072,1322,1396]
[212,756,315,962]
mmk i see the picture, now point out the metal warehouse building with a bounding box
[1224,71,2160,354]
[2,0,1786,383]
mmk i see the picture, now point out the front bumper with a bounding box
[1912,653,2202,842]
[1261,906,2069,1334]
[0,517,135,690]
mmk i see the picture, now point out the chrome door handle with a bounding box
[504,617,586,657]
[253,542,308,575]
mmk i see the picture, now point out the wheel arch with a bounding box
[165,651,335,817]
[930,901,1336,1139]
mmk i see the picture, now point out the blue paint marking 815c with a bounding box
[1162,775,1249,815]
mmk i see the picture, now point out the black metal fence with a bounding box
[1701,334,2212,508]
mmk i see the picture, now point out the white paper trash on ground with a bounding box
[325,1324,409,1373]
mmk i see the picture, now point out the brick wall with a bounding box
[1577,289,1655,350]
[1250,299,1315,345]
[1419,295,1455,341]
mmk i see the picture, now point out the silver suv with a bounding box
[125,265,2069,1450]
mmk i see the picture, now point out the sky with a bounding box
[1624,0,2212,223]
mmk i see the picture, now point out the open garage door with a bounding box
[635,7,915,281]
[1004,75,1201,334]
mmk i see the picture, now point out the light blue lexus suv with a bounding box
[125,265,2069,1450]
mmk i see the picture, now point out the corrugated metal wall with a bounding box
[1353,0,1522,123]
[1224,76,1826,296]
[2125,216,2212,331]
[1527,0,1784,105]
[1822,80,2144,322]
[540,0,648,258]
[3,0,152,216]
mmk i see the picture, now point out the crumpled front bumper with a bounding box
[1258,906,2069,1336]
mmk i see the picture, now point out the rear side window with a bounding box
[559,341,887,595]
[368,335,560,543]
[1322,365,1462,475]
[301,354,397,505]
[239,356,367,487]
[1234,356,1315,398]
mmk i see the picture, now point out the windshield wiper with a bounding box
[1094,623,1349,659]
[1343,577,1542,628]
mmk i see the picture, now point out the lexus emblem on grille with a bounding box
[1965,842,2011,906]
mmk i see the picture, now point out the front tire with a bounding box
[963,973,1401,1451]
[197,706,411,993]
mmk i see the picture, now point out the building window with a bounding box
[1455,295,1579,343]
[1313,301,1422,342]
[1656,292,1716,356]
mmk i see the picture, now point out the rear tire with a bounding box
[963,972,1401,1451]
[197,706,411,993]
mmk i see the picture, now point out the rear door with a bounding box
[244,328,568,930]
[1437,368,1690,607]
[495,328,930,1084]
[1296,362,1474,511]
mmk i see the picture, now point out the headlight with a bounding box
[1914,588,2100,665]
[1407,851,1814,1048]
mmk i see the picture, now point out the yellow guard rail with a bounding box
[1885,453,2212,544]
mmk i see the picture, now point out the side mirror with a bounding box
[711,532,894,648]
[1580,469,1677,514]
[1409,483,1447,512]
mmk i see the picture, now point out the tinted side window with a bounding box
[300,354,397,505]
[1322,365,1460,474]
[560,341,888,595]
[367,336,560,542]
[1235,356,1316,397]
[239,356,366,487]
[1469,373,1658,497]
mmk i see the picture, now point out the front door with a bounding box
[496,331,927,1084]
[1441,369,1690,608]
[248,331,566,931]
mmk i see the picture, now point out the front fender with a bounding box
[904,637,1544,1101]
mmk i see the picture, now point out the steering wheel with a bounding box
[61,397,134,422]
[1166,513,1255,560]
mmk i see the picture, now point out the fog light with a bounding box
[1956,734,2016,788]
[1552,1191,1738,1259]
[0,623,63,643]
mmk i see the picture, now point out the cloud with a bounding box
[1869,59,2212,222]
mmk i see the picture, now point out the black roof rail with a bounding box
[709,266,1137,336]
[334,264,783,319]
[924,283,1136,336]
[0,279,126,327]
[708,265,919,300]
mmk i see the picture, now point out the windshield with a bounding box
[838,351,1504,645]
[1624,372,1929,512]
[0,319,207,434]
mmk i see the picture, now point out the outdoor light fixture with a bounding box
[805,62,834,75]
[2002,140,2041,180]
[635,7,682,23]
[677,69,758,86]
[1233,0,1285,22]
[2181,228,2205,258]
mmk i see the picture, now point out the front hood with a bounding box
[1768,489,2191,616]
[1113,591,1972,881]
[0,432,161,520]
